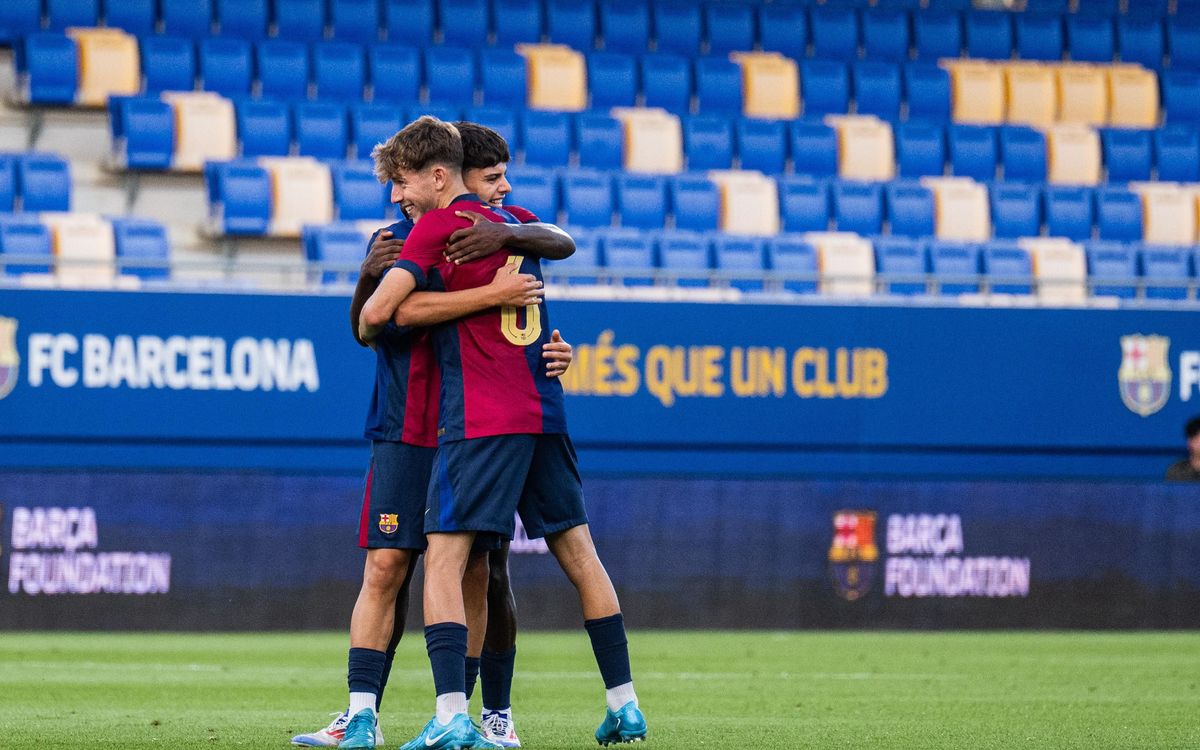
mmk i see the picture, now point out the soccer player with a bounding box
[291,125,576,750]
[360,117,648,749]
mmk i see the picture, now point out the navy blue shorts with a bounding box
[359,441,435,550]
[426,434,588,539]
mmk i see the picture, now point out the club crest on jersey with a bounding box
[1119,334,1171,417]
[378,513,399,535]
[828,510,879,601]
[0,317,19,400]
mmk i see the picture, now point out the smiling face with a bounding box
[389,164,448,220]
[463,163,511,208]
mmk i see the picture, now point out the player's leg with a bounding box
[461,547,490,702]
[374,548,419,711]
[480,541,521,747]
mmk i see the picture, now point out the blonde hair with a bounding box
[372,116,463,183]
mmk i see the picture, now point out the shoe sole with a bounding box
[597,736,646,746]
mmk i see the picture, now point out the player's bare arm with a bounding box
[349,230,405,347]
[359,267,419,344]
[393,265,545,328]
[445,210,576,265]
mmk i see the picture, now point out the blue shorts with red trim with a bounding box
[425,434,588,539]
[359,441,435,550]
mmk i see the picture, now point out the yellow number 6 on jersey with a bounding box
[500,255,542,346]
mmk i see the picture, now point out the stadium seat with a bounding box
[1086,241,1137,298]
[17,154,70,212]
[313,43,365,102]
[1107,66,1159,130]
[216,0,267,38]
[949,125,998,181]
[913,12,963,60]
[853,61,901,121]
[695,57,743,115]
[929,241,981,295]
[350,104,402,160]
[425,47,476,107]
[1015,13,1064,61]
[161,0,213,37]
[1168,19,1200,71]
[0,0,41,45]
[945,61,1005,125]
[654,2,701,56]
[110,218,169,280]
[1004,63,1057,128]
[479,49,526,108]
[830,115,895,181]
[208,162,270,236]
[546,0,596,50]
[923,176,990,241]
[966,12,1015,61]
[331,161,387,221]
[670,176,720,233]
[507,167,558,222]
[599,0,649,54]
[1154,126,1200,182]
[275,0,325,40]
[1056,65,1108,126]
[736,119,787,175]
[588,52,637,109]
[105,0,156,36]
[684,116,733,170]
[67,28,140,106]
[706,4,756,56]
[1074,0,1117,14]
[758,5,807,61]
[656,230,711,287]
[1102,129,1153,182]
[601,229,655,285]
[641,54,691,115]
[1117,16,1164,70]
[437,0,487,47]
[709,171,780,236]
[810,6,860,62]
[328,0,378,42]
[615,174,667,230]
[1140,245,1191,300]
[791,121,839,178]
[896,121,946,178]
[832,181,884,236]
[779,179,831,234]
[1095,188,1143,243]
[141,38,196,95]
[46,0,98,31]
[1045,124,1102,185]
[293,102,348,160]
[543,230,601,284]
[874,237,928,295]
[384,0,434,45]
[712,236,767,292]
[982,241,1032,295]
[521,111,571,167]
[409,100,467,122]
[1163,71,1200,125]
[518,44,586,111]
[990,182,1043,239]
[767,235,819,294]
[494,0,542,46]
[862,9,911,63]
[0,157,14,212]
[257,40,310,101]
[810,232,876,297]
[368,45,420,105]
[260,157,333,236]
[304,223,368,285]
[734,52,800,120]
[575,114,623,170]
[1132,183,1196,246]
[886,182,936,238]
[43,212,117,287]
[613,108,684,174]
[464,106,518,151]
[801,60,849,118]
[237,99,292,157]
[1044,186,1095,241]
[163,91,237,170]
[199,39,253,98]
[904,64,952,122]
[0,220,52,275]
[999,126,1047,183]
[1067,16,1115,63]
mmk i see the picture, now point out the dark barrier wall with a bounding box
[1,472,1197,630]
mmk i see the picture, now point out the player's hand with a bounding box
[445,211,514,265]
[362,231,404,278]
[543,329,572,378]
[488,265,544,308]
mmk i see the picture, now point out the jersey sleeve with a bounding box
[395,212,452,290]
[505,205,540,224]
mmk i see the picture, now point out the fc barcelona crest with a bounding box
[828,510,879,601]
[0,317,18,401]
[378,513,399,535]
[1119,334,1171,417]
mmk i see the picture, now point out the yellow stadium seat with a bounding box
[731,52,800,120]
[1056,64,1108,126]
[1044,124,1101,185]
[610,107,684,174]
[1021,237,1087,305]
[1004,63,1058,128]
[825,115,895,181]
[803,231,876,297]
[707,170,780,236]
[943,60,1005,124]
[919,177,991,241]
[66,27,140,106]
[258,157,333,237]
[516,43,587,112]
[1129,182,1197,245]
[162,92,237,172]
[42,212,117,287]
[1107,65,1160,129]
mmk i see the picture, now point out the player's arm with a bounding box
[359,267,419,344]
[349,230,404,347]
[393,266,545,328]
[444,209,575,265]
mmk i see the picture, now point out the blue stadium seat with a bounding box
[657,230,711,287]
[350,103,403,160]
[104,0,156,36]
[257,40,310,101]
[313,43,365,101]
[141,37,196,95]
[46,0,98,32]
[810,6,860,61]
[216,0,267,38]
[925,0,971,9]
[670,175,720,233]
[303,223,367,285]
[425,47,476,106]
[0,218,52,275]
[853,61,901,120]
[438,0,488,48]
[929,241,981,295]
[982,241,1032,295]
[113,97,174,170]
[712,236,766,292]
[544,230,601,284]
[588,52,637,109]
[17,154,70,212]
[949,125,998,181]
[1085,241,1137,299]
[111,219,169,281]
[1095,188,1142,243]
[1163,71,1200,125]
[654,2,701,56]
[384,0,434,46]
[546,0,596,50]
[990,182,1043,239]
[1067,16,1115,63]
[705,4,756,56]
[368,45,421,105]
[0,157,14,211]
[791,121,839,178]
[161,0,213,37]
[861,9,911,62]
[520,111,571,167]
[601,229,656,285]
[1154,125,1200,182]
[885,182,935,238]
[615,174,667,230]
[1140,245,1191,300]
[479,49,526,108]
[493,0,543,46]
[833,181,884,236]
[904,64,951,122]
[801,60,849,118]
[1117,16,1163,69]
[965,12,1014,61]
[0,0,41,45]
[999,126,1047,182]
[684,115,734,170]
[237,99,292,157]
[199,38,253,97]
[779,178,830,233]
[641,54,691,115]
[21,34,78,105]
[695,57,743,115]
[1102,129,1152,182]
[329,0,380,43]
[599,0,649,54]
[506,167,559,222]
[1168,19,1200,71]
[1044,186,1095,241]
[758,5,807,60]
[767,236,819,294]
[913,12,962,60]
[293,102,349,159]
[874,237,928,295]
[895,121,946,178]
[331,161,387,220]
[1015,13,1064,61]
[465,106,519,152]
[275,0,325,40]
[576,113,623,170]
[736,118,787,175]
[407,104,462,123]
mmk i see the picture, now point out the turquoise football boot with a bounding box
[594,702,647,745]
[337,709,378,750]
[397,714,501,750]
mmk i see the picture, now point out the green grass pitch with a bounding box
[2,630,1199,749]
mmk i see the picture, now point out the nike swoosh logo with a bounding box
[425,728,454,747]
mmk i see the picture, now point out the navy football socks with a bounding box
[480,648,516,710]
[584,613,632,689]
[375,649,396,710]
[347,647,387,716]
[425,622,469,697]
[464,656,481,700]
